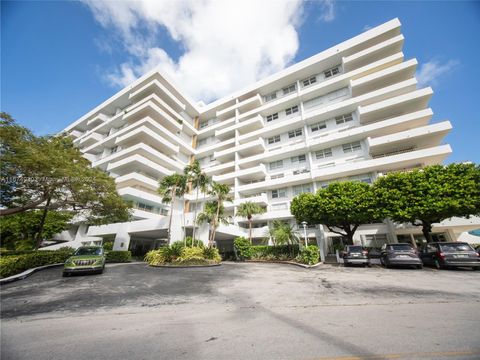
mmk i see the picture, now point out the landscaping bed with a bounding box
[144,238,222,267]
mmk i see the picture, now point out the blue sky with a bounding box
[2,1,479,163]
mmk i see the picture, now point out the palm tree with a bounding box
[158,173,187,243]
[236,201,265,244]
[208,182,233,246]
[270,220,300,257]
[184,160,211,245]
[197,200,231,247]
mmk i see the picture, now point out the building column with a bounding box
[169,199,185,243]
[113,229,131,251]
[316,225,326,262]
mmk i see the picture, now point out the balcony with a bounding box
[114,125,179,155]
[234,193,268,207]
[215,114,263,140]
[107,154,173,178]
[212,164,267,183]
[216,94,262,119]
[86,113,109,128]
[311,144,452,181]
[367,121,452,158]
[114,172,159,191]
[214,138,265,161]
[129,78,186,112]
[122,100,183,133]
[79,132,105,147]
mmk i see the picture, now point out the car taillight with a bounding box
[362,250,368,255]
[437,251,445,259]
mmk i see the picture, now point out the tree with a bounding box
[236,201,266,244]
[291,181,384,244]
[0,210,73,250]
[158,173,188,243]
[208,182,233,246]
[374,163,480,242]
[184,160,210,245]
[269,220,299,246]
[0,113,132,247]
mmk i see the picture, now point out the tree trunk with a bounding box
[210,200,221,247]
[248,217,252,244]
[422,221,433,243]
[0,193,49,216]
[34,196,51,250]
[191,183,199,247]
[168,186,176,244]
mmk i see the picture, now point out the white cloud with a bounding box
[416,59,459,87]
[318,0,335,23]
[82,0,307,102]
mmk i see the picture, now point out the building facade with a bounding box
[56,18,479,255]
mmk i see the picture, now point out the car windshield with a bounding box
[348,246,363,253]
[74,247,103,256]
[389,244,413,251]
[439,243,473,252]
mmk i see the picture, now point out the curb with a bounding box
[243,260,324,269]
[149,263,221,268]
[0,263,64,285]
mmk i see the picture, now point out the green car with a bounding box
[63,246,106,277]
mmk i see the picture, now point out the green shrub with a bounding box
[0,248,75,278]
[250,244,299,260]
[183,237,204,248]
[102,241,114,251]
[203,247,222,262]
[106,251,131,263]
[234,237,251,260]
[169,241,185,257]
[297,245,319,265]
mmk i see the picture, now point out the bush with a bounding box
[106,251,131,263]
[234,237,251,260]
[183,237,205,248]
[0,248,75,278]
[144,245,221,266]
[203,247,222,262]
[297,245,319,265]
[102,241,114,251]
[250,244,300,260]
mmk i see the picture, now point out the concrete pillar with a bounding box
[169,199,185,243]
[74,224,89,242]
[385,218,398,243]
[196,222,210,247]
[316,225,326,262]
[113,230,131,251]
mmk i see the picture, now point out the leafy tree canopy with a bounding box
[374,163,480,241]
[0,210,73,250]
[291,181,384,243]
[0,112,131,224]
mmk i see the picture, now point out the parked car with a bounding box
[419,242,480,270]
[380,243,423,269]
[341,245,369,266]
[63,246,106,276]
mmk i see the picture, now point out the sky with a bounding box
[1,0,479,164]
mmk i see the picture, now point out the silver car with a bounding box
[380,243,423,269]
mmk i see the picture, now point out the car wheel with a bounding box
[380,257,385,266]
[384,259,390,269]
[417,264,423,270]
[473,267,479,271]
[434,259,442,270]
[62,272,70,277]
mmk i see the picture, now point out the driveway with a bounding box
[1,262,479,360]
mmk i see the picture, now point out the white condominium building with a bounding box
[58,18,479,256]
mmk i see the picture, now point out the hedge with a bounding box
[0,248,75,279]
[106,251,131,263]
[250,244,300,259]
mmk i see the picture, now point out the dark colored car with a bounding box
[419,242,480,270]
[342,245,369,266]
[63,246,106,276]
[380,243,423,269]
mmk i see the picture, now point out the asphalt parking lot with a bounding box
[1,262,479,360]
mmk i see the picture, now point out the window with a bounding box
[311,121,327,132]
[349,173,371,183]
[199,120,209,129]
[291,154,306,164]
[342,141,362,153]
[285,105,299,116]
[282,84,296,95]
[209,154,215,162]
[271,188,287,199]
[268,135,281,144]
[271,173,284,180]
[266,112,279,123]
[315,148,333,159]
[328,87,349,101]
[269,160,284,170]
[335,113,353,125]
[288,128,303,138]
[264,92,277,102]
[293,184,312,195]
[324,66,340,78]
[302,76,317,87]
[110,146,119,154]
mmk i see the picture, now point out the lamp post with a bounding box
[301,221,308,247]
